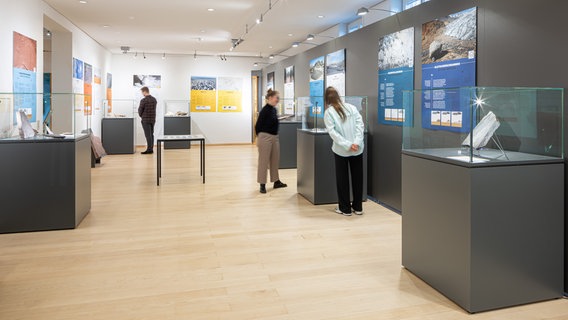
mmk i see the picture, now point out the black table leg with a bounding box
[200,139,203,177]
[157,140,161,186]
[202,139,205,184]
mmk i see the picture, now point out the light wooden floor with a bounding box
[1,145,567,319]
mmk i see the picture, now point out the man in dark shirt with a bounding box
[138,86,157,154]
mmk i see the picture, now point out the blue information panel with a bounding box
[309,56,325,118]
[378,28,415,126]
[421,58,476,132]
[379,66,414,126]
[420,7,477,133]
[13,68,37,123]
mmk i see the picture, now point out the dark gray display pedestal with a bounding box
[279,120,302,169]
[402,150,564,313]
[0,135,91,233]
[297,130,367,205]
[101,118,136,154]
[164,116,191,149]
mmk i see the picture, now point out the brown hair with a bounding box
[141,86,150,94]
[265,89,279,100]
[325,87,346,121]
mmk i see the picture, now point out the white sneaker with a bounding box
[353,210,364,216]
[335,207,352,216]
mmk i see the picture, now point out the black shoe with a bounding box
[273,181,287,189]
[141,150,154,154]
[260,184,267,194]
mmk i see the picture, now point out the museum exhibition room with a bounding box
[2,0,568,318]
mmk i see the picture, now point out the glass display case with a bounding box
[103,99,137,118]
[163,100,191,149]
[0,93,91,139]
[101,99,137,154]
[164,100,190,117]
[276,98,302,122]
[402,87,564,164]
[297,96,368,132]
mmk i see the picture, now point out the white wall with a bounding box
[42,2,112,136]
[0,0,43,93]
[0,0,44,131]
[0,0,254,143]
[112,54,258,145]
[0,0,112,135]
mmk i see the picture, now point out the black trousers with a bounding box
[334,153,363,213]
[141,122,155,151]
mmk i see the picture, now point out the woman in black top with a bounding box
[255,89,287,193]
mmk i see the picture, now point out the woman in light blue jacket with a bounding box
[324,87,365,216]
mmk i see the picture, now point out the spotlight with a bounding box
[134,52,138,59]
[229,46,234,52]
[269,55,274,60]
[256,14,263,24]
[292,42,300,48]
[254,62,259,67]
[194,51,197,60]
[307,34,315,41]
[162,53,166,60]
[143,52,146,59]
[357,7,369,16]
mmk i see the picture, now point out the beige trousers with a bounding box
[257,132,280,184]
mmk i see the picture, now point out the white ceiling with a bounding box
[43,0,395,59]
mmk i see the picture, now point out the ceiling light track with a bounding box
[232,0,282,52]
[122,51,257,60]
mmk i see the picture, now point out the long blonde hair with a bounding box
[325,87,346,121]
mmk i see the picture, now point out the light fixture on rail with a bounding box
[357,6,400,16]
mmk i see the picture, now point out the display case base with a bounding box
[0,135,91,233]
[297,130,367,205]
[279,121,302,169]
[402,152,564,313]
[102,118,136,154]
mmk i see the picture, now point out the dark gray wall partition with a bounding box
[263,0,568,292]
[263,0,568,212]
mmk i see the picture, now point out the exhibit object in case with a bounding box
[296,96,368,204]
[277,98,301,169]
[164,100,191,149]
[0,93,92,233]
[401,87,564,313]
[102,99,137,154]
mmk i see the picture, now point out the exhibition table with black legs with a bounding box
[156,135,205,186]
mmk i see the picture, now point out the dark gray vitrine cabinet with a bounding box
[0,135,91,233]
[101,118,136,154]
[164,116,191,149]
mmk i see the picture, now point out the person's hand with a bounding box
[350,144,359,152]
